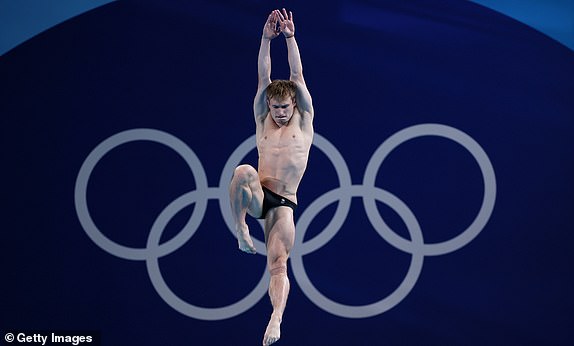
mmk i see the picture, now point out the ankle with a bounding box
[270,313,282,323]
[235,222,248,231]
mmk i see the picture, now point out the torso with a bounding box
[256,109,313,203]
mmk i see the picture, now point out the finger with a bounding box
[277,9,285,21]
[290,10,293,22]
[282,8,288,20]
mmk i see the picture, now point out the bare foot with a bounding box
[236,225,256,254]
[262,315,281,346]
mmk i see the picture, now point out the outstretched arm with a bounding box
[254,12,280,121]
[278,8,314,120]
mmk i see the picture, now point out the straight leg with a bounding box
[263,210,295,346]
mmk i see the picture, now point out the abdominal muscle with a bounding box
[257,132,310,203]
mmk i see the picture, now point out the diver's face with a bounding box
[268,96,295,126]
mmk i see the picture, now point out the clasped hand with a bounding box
[263,8,295,39]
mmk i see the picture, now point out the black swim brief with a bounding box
[257,186,298,219]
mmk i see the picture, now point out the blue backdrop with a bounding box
[1,1,573,345]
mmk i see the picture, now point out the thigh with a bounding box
[247,183,264,219]
[242,165,264,218]
[265,209,296,261]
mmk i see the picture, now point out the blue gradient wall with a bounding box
[1,1,573,345]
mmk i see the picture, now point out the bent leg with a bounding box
[263,211,295,346]
[229,164,263,254]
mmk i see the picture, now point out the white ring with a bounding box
[363,124,497,256]
[291,185,424,318]
[146,190,270,320]
[74,128,208,260]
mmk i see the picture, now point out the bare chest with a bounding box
[257,124,310,156]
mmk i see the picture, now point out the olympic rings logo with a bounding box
[74,123,496,320]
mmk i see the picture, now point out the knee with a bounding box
[232,164,258,184]
[269,257,288,276]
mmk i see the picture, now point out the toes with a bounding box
[239,246,257,254]
[263,335,279,345]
